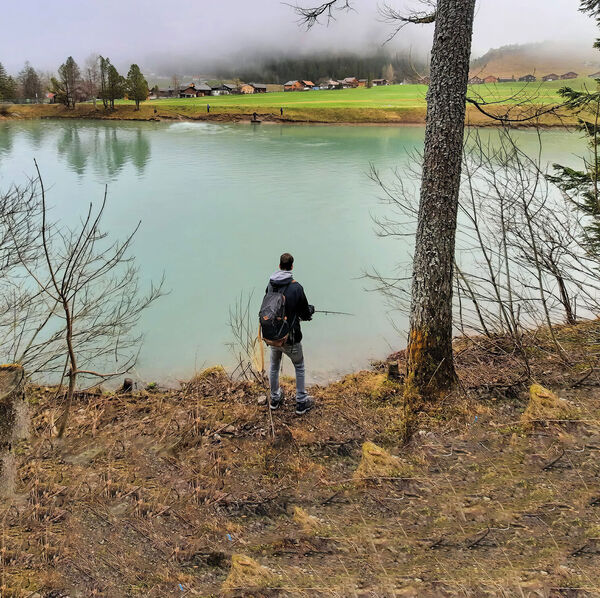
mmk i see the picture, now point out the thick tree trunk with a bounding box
[0,364,28,498]
[405,0,476,401]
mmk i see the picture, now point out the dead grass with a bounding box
[3,323,600,596]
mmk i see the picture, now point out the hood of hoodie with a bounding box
[269,270,293,287]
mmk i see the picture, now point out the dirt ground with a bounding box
[3,322,600,597]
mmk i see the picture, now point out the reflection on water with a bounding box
[0,120,151,178]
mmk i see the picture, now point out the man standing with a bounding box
[262,253,314,415]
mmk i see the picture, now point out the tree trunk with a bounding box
[0,364,28,498]
[405,0,476,402]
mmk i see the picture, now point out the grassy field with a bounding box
[4,78,592,125]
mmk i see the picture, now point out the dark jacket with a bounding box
[266,270,312,344]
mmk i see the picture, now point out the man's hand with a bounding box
[308,304,315,316]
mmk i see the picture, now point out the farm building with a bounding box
[284,80,314,91]
[468,76,484,84]
[483,75,498,84]
[179,84,197,98]
[358,79,367,87]
[341,77,360,88]
[372,79,388,86]
[498,76,516,83]
[561,72,578,79]
[322,79,341,89]
[518,74,536,82]
[542,73,559,81]
[589,71,600,78]
[157,87,176,98]
[250,83,267,93]
[195,84,212,97]
[239,83,254,94]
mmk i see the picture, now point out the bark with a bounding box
[0,364,27,498]
[405,0,476,400]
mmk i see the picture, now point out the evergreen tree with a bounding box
[106,64,126,109]
[126,64,148,110]
[98,56,110,109]
[51,56,81,108]
[550,2,600,251]
[18,62,42,100]
[0,63,17,101]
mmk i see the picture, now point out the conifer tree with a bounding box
[126,64,148,110]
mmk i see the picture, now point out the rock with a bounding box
[257,395,268,406]
[223,425,235,434]
[221,553,276,592]
[0,364,27,499]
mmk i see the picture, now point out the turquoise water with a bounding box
[0,119,584,384]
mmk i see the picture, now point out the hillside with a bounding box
[4,321,600,596]
[471,41,600,78]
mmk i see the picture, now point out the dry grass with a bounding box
[3,321,600,596]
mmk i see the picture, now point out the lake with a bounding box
[0,119,584,384]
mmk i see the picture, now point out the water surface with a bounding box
[0,119,585,383]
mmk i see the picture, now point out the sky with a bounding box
[1,0,597,74]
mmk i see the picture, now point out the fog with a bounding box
[1,0,597,74]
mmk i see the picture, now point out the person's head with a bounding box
[279,253,294,271]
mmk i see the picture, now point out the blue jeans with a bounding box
[269,342,308,404]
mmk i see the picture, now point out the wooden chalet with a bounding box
[372,79,388,86]
[157,87,176,98]
[542,73,559,81]
[341,77,359,88]
[284,80,314,91]
[179,84,197,98]
[589,71,600,78]
[498,76,516,83]
[250,83,267,93]
[561,72,578,79]
[358,79,367,87]
[468,76,484,84]
[519,74,536,82]
[483,75,498,84]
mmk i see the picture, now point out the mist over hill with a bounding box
[471,40,600,78]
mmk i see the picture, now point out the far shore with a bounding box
[1,101,578,128]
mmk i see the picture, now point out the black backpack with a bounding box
[259,283,292,347]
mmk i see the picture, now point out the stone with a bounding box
[257,395,268,406]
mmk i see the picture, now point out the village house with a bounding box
[250,83,267,93]
[156,87,176,98]
[194,84,212,97]
[542,73,559,82]
[519,74,536,82]
[561,72,578,79]
[284,80,314,91]
[239,83,254,94]
[468,76,484,84]
[179,84,197,98]
[498,76,516,83]
[358,79,367,87]
[371,78,388,86]
[589,71,600,78]
[341,77,360,88]
[483,75,498,84]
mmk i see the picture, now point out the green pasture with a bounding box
[138,77,592,110]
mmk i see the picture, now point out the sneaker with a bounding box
[269,391,284,411]
[295,397,314,415]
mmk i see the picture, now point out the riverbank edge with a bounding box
[0,102,578,127]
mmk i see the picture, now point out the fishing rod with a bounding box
[314,310,355,316]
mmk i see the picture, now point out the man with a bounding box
[266,253,314,415]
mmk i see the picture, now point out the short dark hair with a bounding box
[279,253,294,271]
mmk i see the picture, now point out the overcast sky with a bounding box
[1,0,597,74]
